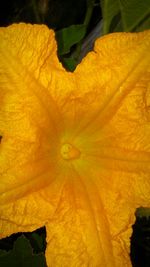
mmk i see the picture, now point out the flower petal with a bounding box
[45,166,115,267]
[72,31,150,138]
[0,23,66,203]
[0,173,67,237]
[72,31,150,206]
[0,24,150,267]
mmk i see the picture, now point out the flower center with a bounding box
[61,143,81,160]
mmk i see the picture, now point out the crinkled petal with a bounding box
[73,31,150,137]
[0,23,72,204]
[73,31,150,205]
[0,24,150,267]
[0,177,66,238]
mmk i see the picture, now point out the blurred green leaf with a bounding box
[109,12,123,32]
[0,235,47,267]
[56,24,86,55]
[0,250,7,256]
[100,0,120,34]
[84,0,95,26]
[117,0,150,32]
[135,15,150,32]
[136,208,150,219]
[100,0,150,34]
[25,232,46,254]
[61,57,77,71]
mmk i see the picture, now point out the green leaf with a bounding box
[109,12,123,32]
[61,57,77,72]
[100,0,150,34]
[0,250,7,256]
[25,231,46,253]
[100,0,120,34]
[0,235,47,267]
[29,232,45,252]
[117,0,150,32]
[136,207,150,219]
[135,15,150,32]
[56,24,86,55]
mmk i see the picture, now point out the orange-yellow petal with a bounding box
[0,23,150,267]
[0,23,65,204]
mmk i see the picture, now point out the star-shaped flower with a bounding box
[0,23,150,267]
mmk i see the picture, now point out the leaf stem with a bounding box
[32,0,41,23]
[73,0,96,62]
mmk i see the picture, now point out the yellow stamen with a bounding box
[61,143,81,160]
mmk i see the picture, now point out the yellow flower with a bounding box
[0,23,150,267]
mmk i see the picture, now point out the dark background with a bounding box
[0,0,101,31]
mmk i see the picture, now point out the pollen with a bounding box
[61,143,81,160]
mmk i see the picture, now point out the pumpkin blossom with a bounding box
[0,23,150,267]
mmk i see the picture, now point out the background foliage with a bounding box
[0,0,150,266]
